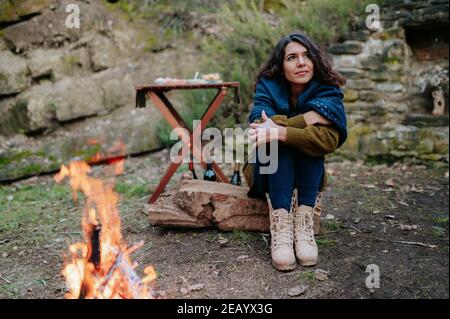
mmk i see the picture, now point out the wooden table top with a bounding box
[135,81,240,91]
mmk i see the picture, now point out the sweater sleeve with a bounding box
[283,125,340,157]
[271,114,307,129]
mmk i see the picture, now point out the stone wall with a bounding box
[0,0,448,182]
[329,0,448,163]
[0,0,198,182]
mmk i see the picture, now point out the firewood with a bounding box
[147,177,322,233]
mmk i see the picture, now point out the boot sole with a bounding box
[272,261,297,271]
[298,259,317,267]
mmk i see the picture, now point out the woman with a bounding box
[244,32,347,271]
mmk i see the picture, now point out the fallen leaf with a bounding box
[325,214,335,220]
[155,289,167,297]
[236,255,250,261]
[372,210,381,214]
[314,269,330,281]
[218,236,229,245]
[353,218,361,224]
[385,178,395,187]
[180,287,188,295]
[288,285,307,297]
[385,215,395,220]
[410,185,424,193]
[188,283,205,292]
[362,184,377,189]
[398,200,409,206]
[399,224,418,231]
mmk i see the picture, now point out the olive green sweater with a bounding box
[243,114,339,192]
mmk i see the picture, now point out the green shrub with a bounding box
[200,0,377,124]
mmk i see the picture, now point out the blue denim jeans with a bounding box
[248,144,324,210]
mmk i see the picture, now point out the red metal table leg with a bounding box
[148,160,181,203]
[147,87,231,203]
[191,88,229,182]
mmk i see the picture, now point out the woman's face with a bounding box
[283,41,314,88]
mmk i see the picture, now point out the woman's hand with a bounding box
[303,110,332,126]
[249,111,287,146]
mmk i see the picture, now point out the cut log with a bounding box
[147,175,322,234]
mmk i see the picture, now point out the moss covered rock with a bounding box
[0,51,29,95]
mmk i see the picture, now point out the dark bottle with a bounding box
[203,163,217,181]
[230,163,242,186]
[188,161,197,179]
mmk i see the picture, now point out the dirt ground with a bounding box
[0,149,448,299]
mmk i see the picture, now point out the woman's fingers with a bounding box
[311,110,332,125]
[261,110,269,122]
[322,117,332,125]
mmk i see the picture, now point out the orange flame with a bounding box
[55,160,155,299]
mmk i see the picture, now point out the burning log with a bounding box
[55,161,156,299]
[147,175,322,234]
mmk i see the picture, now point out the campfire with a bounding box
[54,159,156,299]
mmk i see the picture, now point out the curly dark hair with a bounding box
[253,32,346,91]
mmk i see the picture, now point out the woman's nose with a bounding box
[297,56,306,66]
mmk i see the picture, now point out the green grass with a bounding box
[0,183,73,247]
[230,229,255,243]
[115,182,148,198]
[323,219,343,232]
[433,216,449,224]
[0,150,33,167]
[0,185,71,234]
[0,283,19,299]
[316,238,336,247]
[432,226,446,238]
[299,271,317,284]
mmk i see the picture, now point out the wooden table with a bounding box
[135,82,240,203]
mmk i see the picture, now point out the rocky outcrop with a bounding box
[0,105,164,182]
[0,0,52,26]
[0,0,198,182]
[329,0,449,163]
[0,0,448,182]
[0,51,29,95]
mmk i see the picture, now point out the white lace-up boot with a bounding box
[293,196,318,266]
[266,194,296,271]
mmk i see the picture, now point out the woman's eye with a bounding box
[287,56,295,61]
[304,53,311,59]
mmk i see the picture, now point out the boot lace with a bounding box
[271,210,293,246]
[294,209,315,243]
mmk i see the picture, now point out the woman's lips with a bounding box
[295,71,308,77]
